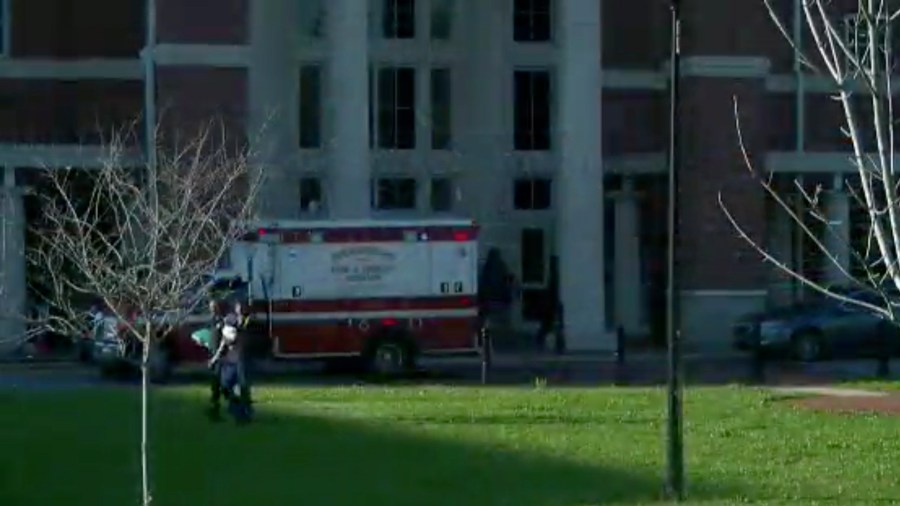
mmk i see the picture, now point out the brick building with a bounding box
[0,0,870,351]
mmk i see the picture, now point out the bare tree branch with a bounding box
[722,0,900,325]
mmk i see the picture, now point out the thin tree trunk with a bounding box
[141,326,151,505]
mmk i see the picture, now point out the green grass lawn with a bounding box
[1,385,899,506]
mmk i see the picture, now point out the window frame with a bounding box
[430,67,452,150]
[513,0,553,43]
[383,0,416,39]
[298,63,323,149]
[371,176,418,211]
[0,0,9,57]
[513,69,552,151]
[376,66,417,150]
[513,177,552,210]
[299,176,325,215]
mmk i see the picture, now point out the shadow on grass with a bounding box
[0,388,749,506]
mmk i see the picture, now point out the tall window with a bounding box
[0,0,7,56]
[513,0,552,42]
[372,177,417,210]
[430,68,452,149]
[298,65,322,148]
[383,0,416,39]
[513,70,551,151]
[377,67,417,149]
[520,228,546,284]
[431,0,454,40]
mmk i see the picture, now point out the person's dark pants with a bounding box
[209,364,223,412]
[219,361,253,422]
[535,319,553,351]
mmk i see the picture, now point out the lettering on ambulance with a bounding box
[330,246,397,283]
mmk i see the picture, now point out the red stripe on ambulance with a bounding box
[250,295,476,314]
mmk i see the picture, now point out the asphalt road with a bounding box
[3,355,899,391]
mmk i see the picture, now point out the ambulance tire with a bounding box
[364,334,416,378]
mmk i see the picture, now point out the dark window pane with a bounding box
[0,2,5,55]
[396,108,416,149]
[513,0,552,42]
[378,67,416,149]
[430,68,451,149]
[532,13,551,41]
[396,68,416,107]
[368,67,374,148]
[513,178,551,210]
[377,69,397,148]
[375,178,417,210]
[513,12,531,41]
[430,178,453,211]
[299,177,323,212]
[513,70,551,151]
[513,71,532,150]
[521,228,545,284]
[298,65,321,148]
[384,0,416,39]
[513,179,530,209]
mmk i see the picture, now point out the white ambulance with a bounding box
[170,218,483,376]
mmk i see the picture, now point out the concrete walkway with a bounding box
[770,386,890,398]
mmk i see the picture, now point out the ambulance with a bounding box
[143,218,483,379]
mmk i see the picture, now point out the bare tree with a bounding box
[721,0,900,325]
[29,122,262,505]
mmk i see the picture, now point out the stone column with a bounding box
[249,0,297,218]
[0,174,25,354]
[613,179,644,337]
[458,0,507,252]
[327,0,370,219]
[766,195,795,306]
[557,0,609,351]
[823,176,851,285]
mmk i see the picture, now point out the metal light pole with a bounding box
[665,0,684,501]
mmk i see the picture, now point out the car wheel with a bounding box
[365,338,412,377]
[792,331,822,363]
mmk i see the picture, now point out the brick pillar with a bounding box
[674,0,776,350]
[676,67,770,351]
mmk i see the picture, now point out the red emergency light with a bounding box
[381,318,398,327]
[452,231,471,242]
[258,228,267,236]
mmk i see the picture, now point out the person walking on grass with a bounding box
[206,299,226,421]
[209,300,253,424]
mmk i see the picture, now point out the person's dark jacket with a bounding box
[218,312,249,364]
[479,248,513,315]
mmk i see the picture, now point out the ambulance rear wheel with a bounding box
[366,338,413,377]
